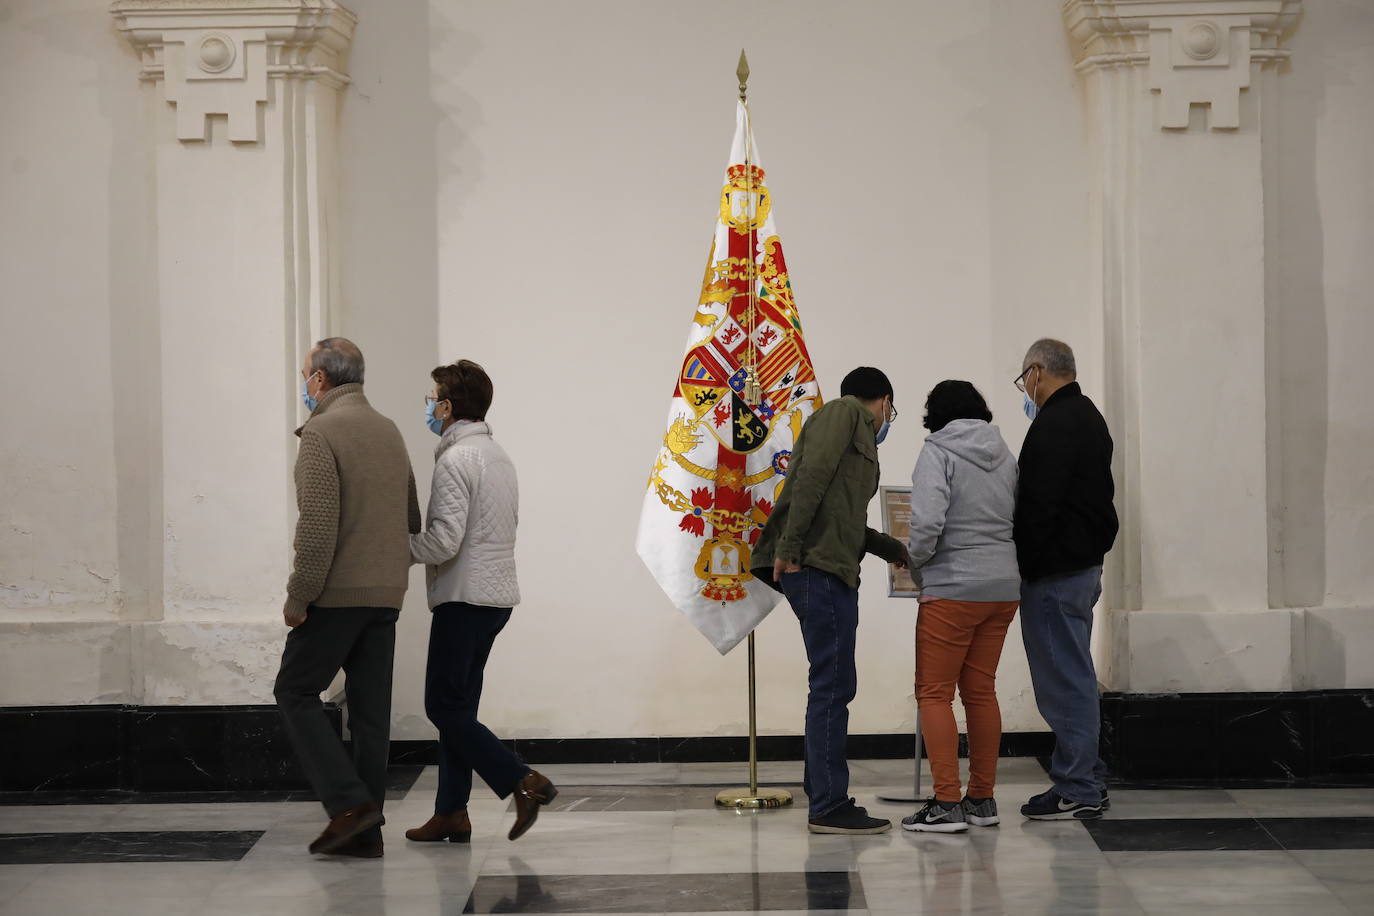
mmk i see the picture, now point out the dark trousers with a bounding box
[274,606,398,817]
[427,602,529,814]
[1020,567,1109,804]
[781,567,860,819]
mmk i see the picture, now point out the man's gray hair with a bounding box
[310,337,365,386]
[1024,338,1076,378]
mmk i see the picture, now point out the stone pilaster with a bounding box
[1063,0,1307,691]
[103,0,356,703]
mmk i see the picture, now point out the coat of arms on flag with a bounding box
[636,100,822,655]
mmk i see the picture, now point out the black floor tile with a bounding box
[539,785,808,813]
[0,830,264,864]
[462,871,863,913]
[1083,818,1281,851]
[1260,817,1374,850]
[0,833,83,865]
[0,764,423,806]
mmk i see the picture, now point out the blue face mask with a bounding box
[875,419,891,445]
[425,399,445,436]
[301,375,319,412]
[1023,393,1039,421]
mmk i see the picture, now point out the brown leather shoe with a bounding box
[405,810,472,844]
[508,770,557,841]
[308,801,385,855]
[331,827,384,858]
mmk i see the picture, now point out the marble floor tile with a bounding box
[101,801,288,830]
[2,860,233,912]
[0,805,120,833]
[0,864,49,900]
[1138,907,1356,916]
[0,762,1370,915]
[1103,848,1298,869]
[537,762,682,786]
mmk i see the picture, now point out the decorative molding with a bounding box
[1063,0,1301,129]
[110,0,357,143]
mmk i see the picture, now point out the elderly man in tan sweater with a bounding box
[274,337,420,858]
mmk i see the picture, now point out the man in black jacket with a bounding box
[1013,338,1118,821]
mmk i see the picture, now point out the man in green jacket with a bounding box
[752,367,909,834]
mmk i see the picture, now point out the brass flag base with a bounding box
[715,787,793,809]
[715,630,793,810]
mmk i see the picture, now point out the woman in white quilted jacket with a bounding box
[404,359,557,845]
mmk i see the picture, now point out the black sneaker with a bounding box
[961,795,1000,827]
[1020,788,1102,821]
[1101,790,1111,811]
[807,799,892,835]
[901,799,968,833]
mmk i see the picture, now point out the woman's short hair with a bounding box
[923,380,992,432]
[432,359,493,421]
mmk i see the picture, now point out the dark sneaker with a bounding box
[1101,790,1111,811]
[808,800,892,835]
[901,799,968,833]
[1020,788,1102,821]
[961,795,1000,827]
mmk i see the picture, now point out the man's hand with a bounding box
[894,547,911,570]
[773,557,802,582]
[283,600,308,628]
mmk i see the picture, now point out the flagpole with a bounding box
[714,49,791,811]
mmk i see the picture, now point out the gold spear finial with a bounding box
[737,49,750,102]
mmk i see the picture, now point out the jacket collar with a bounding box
[435,420,492,458]
[295,383,366,436]
[1042,381,1081,411]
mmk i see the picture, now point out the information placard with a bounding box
[880,486,920,598]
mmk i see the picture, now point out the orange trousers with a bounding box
[915,598,1020,803]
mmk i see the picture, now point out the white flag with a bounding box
[636,102,823,654]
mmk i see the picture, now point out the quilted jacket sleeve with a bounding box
[407,465,422,535]
[410,451,472,566]
[285,428,340,615]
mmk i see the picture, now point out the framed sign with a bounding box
[880,486,920,598]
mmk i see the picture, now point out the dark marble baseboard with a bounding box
[1099,689,1374,785]
[4,689,1370,796]
[389,732,1055,767]
[0,704,339,794]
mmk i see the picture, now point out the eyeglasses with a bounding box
[887,401,899,424]
[1014,365,1041,393]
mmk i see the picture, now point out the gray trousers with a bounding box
[273,606,398,817]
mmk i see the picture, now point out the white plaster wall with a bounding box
[1273,0,1374,610]
[3,0,1371,733]
[338,0,1090,739]
[0,0,141,623]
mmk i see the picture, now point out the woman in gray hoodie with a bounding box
[899,381,1020,835]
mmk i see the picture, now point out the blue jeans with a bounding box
[781,567,859,819]
[1020,567,1108,805]
[426,603,530,814]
